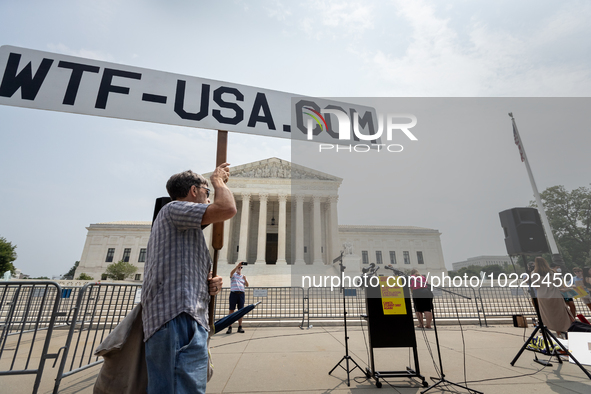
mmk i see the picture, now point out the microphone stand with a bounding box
[328,252,365,386]
[383,266,483,394]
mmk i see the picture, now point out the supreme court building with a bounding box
[75,158,447,286]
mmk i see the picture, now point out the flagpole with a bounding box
[509,113,562,264]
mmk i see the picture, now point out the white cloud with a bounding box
[265,0,292,21]
[299,0,375,39]
[365,0,591,96]
[120,126,290,176]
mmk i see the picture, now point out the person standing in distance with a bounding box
[226,262,249,334]
[142,163,237,394]
[409,269,433,329]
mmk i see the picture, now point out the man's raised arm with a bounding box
[202,162,237,225]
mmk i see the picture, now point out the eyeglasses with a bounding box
[196,185,210,198]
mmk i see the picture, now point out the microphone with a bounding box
[362,263,376,274]
[384,265,404,276]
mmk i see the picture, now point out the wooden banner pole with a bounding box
[209,130,228,332]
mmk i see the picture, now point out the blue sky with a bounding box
[1,1,590,277]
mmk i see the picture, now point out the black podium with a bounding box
[364,277,427,388]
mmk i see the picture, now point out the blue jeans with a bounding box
[145,313,208,394]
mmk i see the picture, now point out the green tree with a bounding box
[104,260,138,281]
[480,264,506,278]
[77,273,93,280]
[506,256,536,274]
[449,265,484,278]
[63,261,80,280]
[531,185,591,269]
[0,236,17,276]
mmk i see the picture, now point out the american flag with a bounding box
[513,122,525,162]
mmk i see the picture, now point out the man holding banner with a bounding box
[141,164,237,393]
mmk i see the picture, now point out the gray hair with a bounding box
[166,170,207,200]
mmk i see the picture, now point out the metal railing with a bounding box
[300,287,368,328]
[432,287,483,324]
[0,282,63,394]
[477,286,591,321]
[52,283,141,393]
[53,286,84,327]
[214,287,305,320]
[2,280,591,393]
[299,286,485,328]
[477,286,534,320]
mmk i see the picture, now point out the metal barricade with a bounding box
[303,287,367,328]
[477,286,535,320]
[52,282,141,393]
[477,286,591,322]
[0,281,62,394]
[53,286,84,327]
[302,285,484,327]
[214,287,305,321]
[4,280,589,393]
[432,286,483,325]
[574,297,591,318]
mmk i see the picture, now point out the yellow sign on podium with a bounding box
[379,276,407,315]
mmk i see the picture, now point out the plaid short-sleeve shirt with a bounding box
[141,201,212,341]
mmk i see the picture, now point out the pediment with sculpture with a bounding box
[216,158,342,181]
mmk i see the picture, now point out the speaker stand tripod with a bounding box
[328,253,364,386]
[510,295,591,378]
[510,255,591,380]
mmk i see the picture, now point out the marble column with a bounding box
[218,216,232,264]
[294,194,305,264]
[277,193,287,264]
[323,204,331,265]
[329,195,340,261]
[255,193,268,264]
[237,193,251,262]
[312,195,323,264]
[202,223,213,257]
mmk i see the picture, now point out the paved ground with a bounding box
[3,323,591,393]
